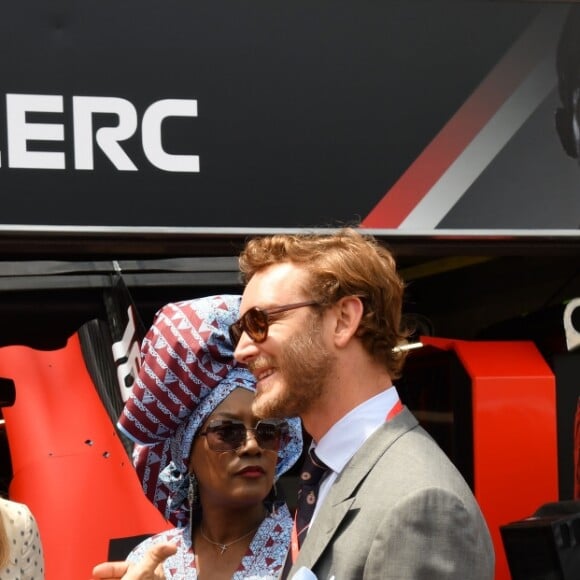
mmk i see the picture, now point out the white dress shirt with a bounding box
[309,386,400,523]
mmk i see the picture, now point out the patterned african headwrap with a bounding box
[117,294,302,527]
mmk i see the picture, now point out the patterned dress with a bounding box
[0,498,44,580]
[127,504,292,579]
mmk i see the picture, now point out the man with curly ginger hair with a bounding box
[232,228,495,580]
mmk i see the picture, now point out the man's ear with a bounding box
[332,296,364,347]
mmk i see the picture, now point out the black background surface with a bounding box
[0,0,540,227]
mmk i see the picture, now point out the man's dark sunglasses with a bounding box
[199,419,290,452]
[229,300,319,347]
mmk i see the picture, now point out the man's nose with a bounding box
[233,331,259,364]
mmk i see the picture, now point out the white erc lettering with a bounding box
[1,93,199,172]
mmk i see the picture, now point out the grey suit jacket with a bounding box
[289,407,495,580]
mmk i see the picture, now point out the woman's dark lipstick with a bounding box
[237,466,265,478]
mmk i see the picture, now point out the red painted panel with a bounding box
[421,337,558,580]
[0,333,171,580]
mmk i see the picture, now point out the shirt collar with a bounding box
[311,386,400,475]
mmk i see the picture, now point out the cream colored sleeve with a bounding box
[0,498,45,580]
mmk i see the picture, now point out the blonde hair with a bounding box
[239,228,410,378]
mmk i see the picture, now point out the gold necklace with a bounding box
[199,524,259,556]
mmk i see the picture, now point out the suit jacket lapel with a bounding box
[294,495,355,571]
[292,407,418,574]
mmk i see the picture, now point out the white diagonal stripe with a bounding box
[399,55,557,230]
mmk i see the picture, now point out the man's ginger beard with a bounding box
[250,315,335,419]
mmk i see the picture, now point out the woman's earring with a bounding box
[270,480,280,515]
[188,472,199,507]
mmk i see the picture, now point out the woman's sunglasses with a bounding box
[199,419,290,452]
[229,300,319,347]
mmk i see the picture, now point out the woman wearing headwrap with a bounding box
[93,295,302,579]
